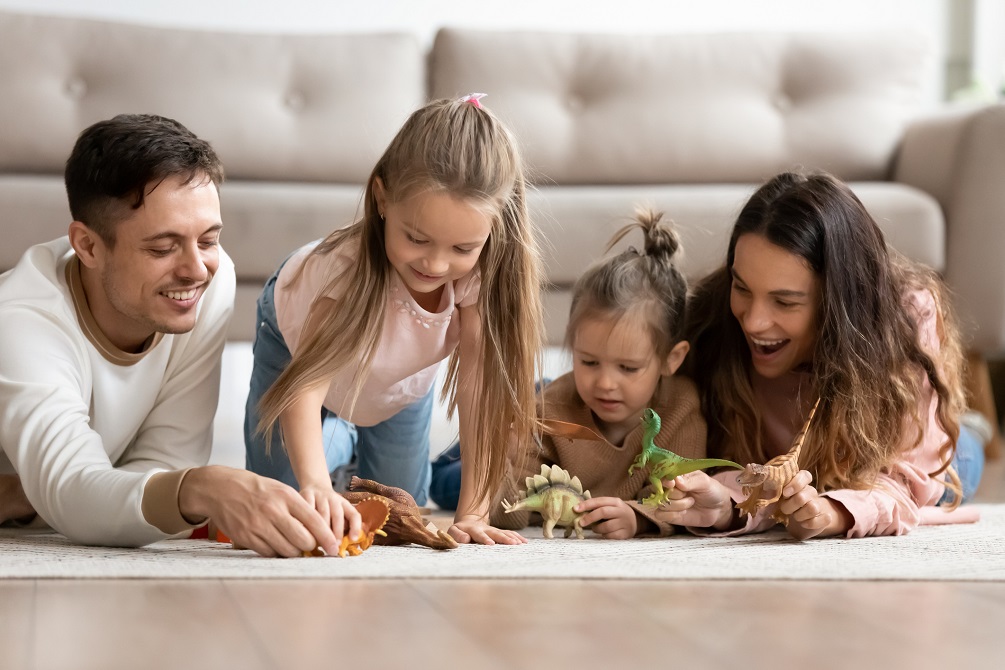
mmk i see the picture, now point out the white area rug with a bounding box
[2,504,1003,581]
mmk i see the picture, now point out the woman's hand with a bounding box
[299,482,362,546]
[574,496,637,539]
[448,514,527,545]
[777,470,852,540]
[659,471,737,530]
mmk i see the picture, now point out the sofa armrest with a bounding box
[894,103,1005,355]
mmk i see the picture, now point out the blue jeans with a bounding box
[939,424,985,505]
[244,265,433,505]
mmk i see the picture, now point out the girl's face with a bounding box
[572,312,688,442]
[378,184,492,309]
[730,233,822,378]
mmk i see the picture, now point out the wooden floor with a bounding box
[2,457,1003,670]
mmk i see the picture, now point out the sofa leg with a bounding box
[965,352,1002,460]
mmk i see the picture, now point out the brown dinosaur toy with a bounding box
[736,397,821,524]
[343,476,458,550]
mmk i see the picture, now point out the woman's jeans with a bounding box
[244,265,432,505]
[939,421,985,505]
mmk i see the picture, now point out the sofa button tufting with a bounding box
[773,94,791,112]
[566,95,584,112]
[65,77,87,99]
[284,92,306,111]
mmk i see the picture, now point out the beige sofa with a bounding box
[2,9,1005,356]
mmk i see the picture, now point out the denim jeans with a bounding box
[939,423,985,505]
[243,265,433,505]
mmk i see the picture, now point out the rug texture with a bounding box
[2,504,1003,581]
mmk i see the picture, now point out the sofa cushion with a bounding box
[0,10,424,182]
[431,29,929,184]
[529,182,944,285]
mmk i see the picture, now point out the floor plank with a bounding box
[603,580,1005,669]
[0,580,34,670]
[411,578,714,666]
[33,580,268,670]
[225,579,509,669]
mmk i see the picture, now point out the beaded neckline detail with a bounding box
[391,285,452,329]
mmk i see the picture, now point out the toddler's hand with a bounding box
[299,483,361,546]
[574,496,637,539]
[659,471,736,530]
[448,514,527,545]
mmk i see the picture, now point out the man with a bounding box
[0,114,354,557]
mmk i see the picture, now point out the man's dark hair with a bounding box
[64,113,224,245]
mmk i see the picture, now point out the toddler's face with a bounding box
[381,188,491,310]
[572,314,666,441]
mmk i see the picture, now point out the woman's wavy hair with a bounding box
[257,97,545,507]
[566,209,688,358]
[685,171,965,500]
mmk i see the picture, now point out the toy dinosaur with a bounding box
[628,408,742,507]
[343,476,458,550]
[736,397,821,523]
[501,464,592,539]
[327,496,390,557]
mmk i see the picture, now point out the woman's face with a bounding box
[729,233,822,378]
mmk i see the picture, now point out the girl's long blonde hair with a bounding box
[257,97,544,507]
[686,171,966,504]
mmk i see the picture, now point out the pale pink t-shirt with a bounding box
[711,289,976,537]
[273,241,480,426]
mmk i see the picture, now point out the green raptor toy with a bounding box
[628,408,742,507]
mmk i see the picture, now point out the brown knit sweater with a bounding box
[490,372,707,536]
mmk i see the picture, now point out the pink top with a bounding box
[273,241,480,426]
[712,289,974,537]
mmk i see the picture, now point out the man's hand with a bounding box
[0,474,35,525]
[574,496,638,539]
[659,471,737,531]
[777,470,852,540]
[180,466,339,558]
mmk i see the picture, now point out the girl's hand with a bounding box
[777,470,853,540]
[574,496,637,539]
[299,483,362,547]
[659,471,737,530]
[448,514,527,545]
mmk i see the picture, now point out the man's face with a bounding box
[87,176,222,351]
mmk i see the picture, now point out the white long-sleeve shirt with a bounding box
[0,238,234,546]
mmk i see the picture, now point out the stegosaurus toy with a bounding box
[629,408,743,507]
[502,464,592,539]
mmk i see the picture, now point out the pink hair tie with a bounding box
[459,92,487,108]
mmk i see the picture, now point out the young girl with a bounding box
[244,95,544,546]
[664,170,983,539]
[430,209,707,539]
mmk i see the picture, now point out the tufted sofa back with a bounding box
[0,11,424,182]
[430,29,930,184]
